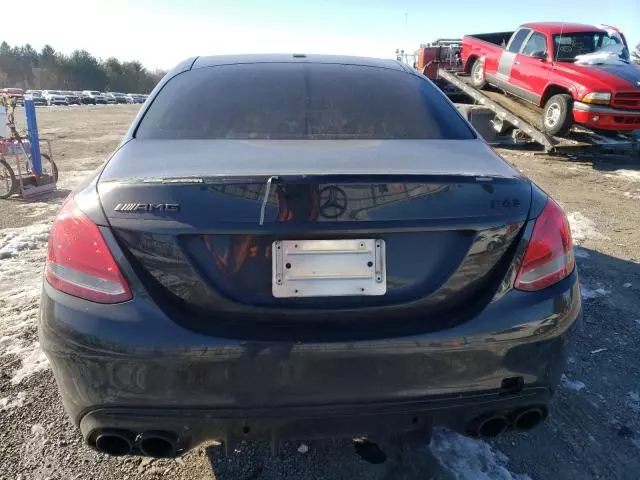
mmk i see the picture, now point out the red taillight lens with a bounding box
[45,197,132,303]
[514,199,575,292]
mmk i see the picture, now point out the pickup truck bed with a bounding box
[465,32,513,49]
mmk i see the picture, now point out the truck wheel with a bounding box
[470,59,487,89]
[543,94,573,136]
[0,159,17,199]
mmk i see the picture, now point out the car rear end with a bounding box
[91,92,107,104]
[26,91,46,106]
[40,56,581,458]
[49,92,69,105]
[64,91,81,105]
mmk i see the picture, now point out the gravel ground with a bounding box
[1,105,639,479]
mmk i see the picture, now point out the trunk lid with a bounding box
[98,139,531,335]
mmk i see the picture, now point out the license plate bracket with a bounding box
[272,239,386,298]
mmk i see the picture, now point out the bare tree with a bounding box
[633,43,640,64]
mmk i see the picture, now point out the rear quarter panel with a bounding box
[462,36,504,76]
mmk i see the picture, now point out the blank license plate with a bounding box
[272,239,386,298]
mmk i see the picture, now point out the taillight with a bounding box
[514,199,575,292]
[45,197,132,303]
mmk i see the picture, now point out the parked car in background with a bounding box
[40,55,582,458]
[82,91,107,104]
[461,22,639,135]
[0,87,25,105]
[127,93,145,103]
[123,94,135,103]
[42,90,69,106]
[112,92,130,104]
[63,91,81,105]
[75,91,93,105]
[104,93,118,104]
[25,90,48,106]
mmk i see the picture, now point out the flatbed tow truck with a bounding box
[411,40,640,157]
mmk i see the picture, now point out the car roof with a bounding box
[520,22,607,35]
[191,54,404,71]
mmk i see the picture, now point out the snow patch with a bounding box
[574,248,590,259]
[11,346,49,385]
[581,284,610,300]
[561,374,586,391]
[623,191,640,200]
[19,423,57,477]
[430,429,530,480]
[0,169,89,388]
[0,223,50,259]
[567,212,605,245]
[30,424,46,436]
[606,170,640,182]
[0,222,52,385]
[0,391,26,411]
[628,392,640,413]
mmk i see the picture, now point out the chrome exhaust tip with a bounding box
[513,407,547,431]
[94,430,133,456]
[138,431,178,458]
[475,415,509,437]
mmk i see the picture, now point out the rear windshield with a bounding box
[136,63,475,140]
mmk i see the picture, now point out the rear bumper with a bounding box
[40,271,581,450]
[573,102,640,131]
[80,387,551,454]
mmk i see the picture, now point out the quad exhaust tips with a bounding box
[92,407,548,457]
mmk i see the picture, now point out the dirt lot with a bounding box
[1,105,639,480]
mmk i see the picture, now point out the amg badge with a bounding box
[114,203,180,213]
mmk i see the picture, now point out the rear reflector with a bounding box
[514,199,575,292]
[46,197,132,303]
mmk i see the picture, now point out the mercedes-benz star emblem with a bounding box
[318,186,347,219]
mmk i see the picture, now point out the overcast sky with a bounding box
[3,0,639,69]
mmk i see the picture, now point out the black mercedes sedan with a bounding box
[40,54,581,459]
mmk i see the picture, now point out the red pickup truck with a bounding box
[461,22,640,136]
